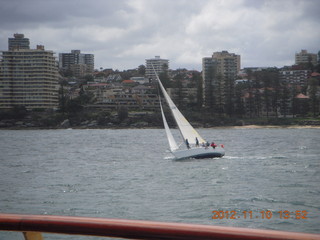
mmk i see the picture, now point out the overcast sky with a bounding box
[1,0,319,71]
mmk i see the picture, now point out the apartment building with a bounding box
[212,51,240,79]
[202,51,240,108]
[145,56,169,81]
[59,50,94,76]
[8,33,30,50]
[82,83,159,110]
[0,43,59,110]
[279,69,311,85]
[295,50,317,66]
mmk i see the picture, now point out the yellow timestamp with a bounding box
[211,210,308,220]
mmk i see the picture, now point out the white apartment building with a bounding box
[0,45,59,109]
[145,56,169,81]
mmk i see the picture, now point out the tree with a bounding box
[118,106,128,122]
[263,87,272,118]
[58,85,66,115]
[159,71,171,89]
[308,77,319,117]
[224,76,235,117]
[307,55,315,72]
[194,73,203,107]
[291,86,300,117]
[279,85,290,117]
[65,99,83,113]
[172,73,184,108]
[215,73,224,114]
[204,65,216,109]
[234,85,245,117]
[254,88,262,116]
[84,74,94,82]
[138,65,146,75]
[12,105,27,119]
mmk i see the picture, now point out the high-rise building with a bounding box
[145,56,169,81]
[212,51,240,79]
[59,50,94,76]
[202,51,240,108]
[202,57,217,107]
[8,33,30,50]
[295,50,317,66]
[0,41,59,110]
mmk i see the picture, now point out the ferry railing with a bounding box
[0,213,319,240]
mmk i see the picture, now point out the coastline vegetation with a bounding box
[0,105,319,129]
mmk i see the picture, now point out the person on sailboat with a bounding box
[211,142,217,149]
[195,137,199,147]
[185,139,190,149]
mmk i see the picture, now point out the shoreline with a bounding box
[1,124,320,130]
[227,124,320,129]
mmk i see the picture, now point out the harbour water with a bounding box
[0,127,319,239]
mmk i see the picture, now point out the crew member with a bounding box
[185,139,190,149]
[211,142,217,149]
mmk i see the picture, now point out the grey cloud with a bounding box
[0,0,319,70]
[0,0,133,29]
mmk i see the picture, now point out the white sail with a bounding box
[156,72,206,145]
[159,96,179,151]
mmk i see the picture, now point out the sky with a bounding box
[1,0,319,71]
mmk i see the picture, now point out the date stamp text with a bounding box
[211,210,308,220]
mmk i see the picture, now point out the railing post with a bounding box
[23,232,43,240]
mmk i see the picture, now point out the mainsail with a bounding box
[156,72,206,145]
[159,96,179,151]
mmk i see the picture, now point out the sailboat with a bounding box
[156,69,225,160]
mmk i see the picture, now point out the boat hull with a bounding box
[172,147,225,160]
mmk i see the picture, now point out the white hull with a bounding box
[171,146,225,160]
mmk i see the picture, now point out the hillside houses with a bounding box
[79,80,159,110]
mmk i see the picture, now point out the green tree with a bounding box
[291,86,300,117]
[195,73,203,107]
[65,99,83,113]
[84,74,94,82]
[280,85,290,117]
[138,65,146,75]
[254,88,262,116]
[308,77,319,117]
[263,87,272,118]
[118,106,128,122]
[204,65,216,109]
[224,76,235,117]
[58,85,66,115]
[159,71,171,89]
[64,87,94,114]
[234,85,245,117]
[12,105,27,119]
[307,56,315,72]
[172,73,184,108]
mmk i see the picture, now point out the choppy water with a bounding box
[0,127,319,239]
